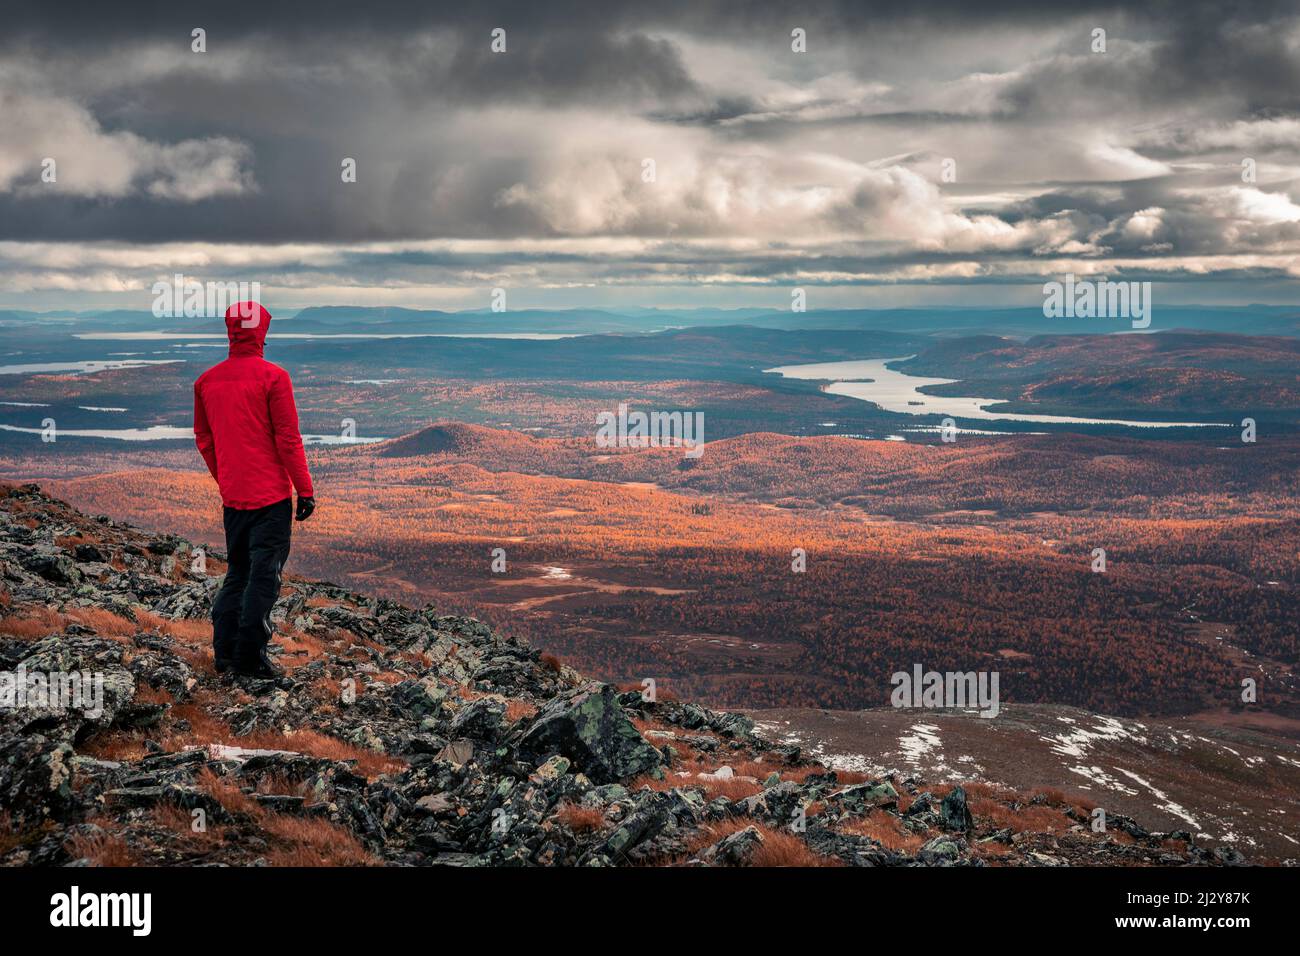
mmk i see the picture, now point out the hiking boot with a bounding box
[234,646,283,679]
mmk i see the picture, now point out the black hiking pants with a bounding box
[212,497,292,664]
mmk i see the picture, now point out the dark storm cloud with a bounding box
[989,14,1300,122]
[2,0,1299,305]
[0,1,1165,44]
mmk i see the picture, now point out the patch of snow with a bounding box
[955,754,986,773]
[1041,715,1145,760]
[898,723,947,772]
[1066,765,1139,794]
[1115,768,1200,829]
[198,743,301,761]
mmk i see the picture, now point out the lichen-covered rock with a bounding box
[831,779,900,812]
[702,825,763,866]
[449,696,507,741]
[21,551,80,585]
[0,735,75,828]
[918,835,964,865]
[518,682,662,784]
[941,785,973,832]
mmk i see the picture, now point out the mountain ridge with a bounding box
[0,483,1257,867]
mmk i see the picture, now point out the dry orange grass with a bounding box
[1036,788,1101,815]
[302,677,346,707]
[275,627,328,664]
[505,698,537,721]
[966,784,1099,818]
[253,773,315,802]
[79,676,405,778]
[0,603,214,648]
[81,686,231,761]
[195,767,260,817]
[630,715,681,737]
[554,803,606,834]
[193,768,376,866]
[165,692,231,740]
[630,772,764,802]
[66,823,136,867]
[172,644,217,678]
[842,812,927,853]
[684,819,841,867]
[828,769,875,785]
[80,696,179,757]
[64,606,140,637]
[934,781,1015,801]
[132,684,175,706]
[698,760,862,787]
[0,813,19,857]
[616,681,680,702]
[972,839,1015,862]
[0,606,66,640]
[157,617,211,645]
[969,797,1072,833]
[149,803,227,850]
[710,759,770,779]
[1030,787,1069,804]
[234,728,406,778]
[359,669,408,685]
[78,733,151,762]
[133,611,211,646]
[260,815,378,866]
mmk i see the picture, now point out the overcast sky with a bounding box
[2,1,1299,312]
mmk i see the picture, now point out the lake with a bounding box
[0,359,182,376]
[765,357,1232,429]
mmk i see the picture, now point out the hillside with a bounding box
[0,484,1256,867]
[31,425,1300,720]
[900,332,1300,416]
[754,705,1300,860]
[348,424,1300,516]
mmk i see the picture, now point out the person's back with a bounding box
[194,303,313,509]
[194,301,315,678]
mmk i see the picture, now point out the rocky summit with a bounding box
[0,484,1247,867]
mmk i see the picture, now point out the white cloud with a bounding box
[0,90,254,200]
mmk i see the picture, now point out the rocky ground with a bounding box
[751,704,1300,861]
[0,484,1253,867]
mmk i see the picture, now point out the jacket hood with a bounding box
[225,302,271,357]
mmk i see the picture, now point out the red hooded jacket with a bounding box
[193,302,314,509]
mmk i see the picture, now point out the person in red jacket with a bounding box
[194,301,315,678]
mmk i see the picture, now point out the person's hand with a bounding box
[295,496,316,521]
